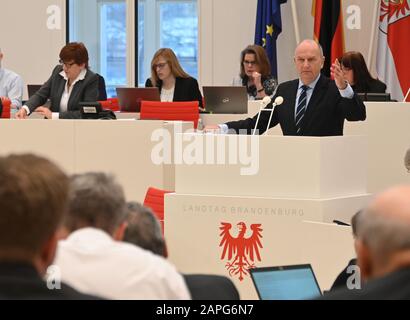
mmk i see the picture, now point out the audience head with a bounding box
[339,51,375,91]
[64,172,127,239]
[59,42,89,81]
[0,154,69,274]
[124,202,166,257]
[0,48,3,66]
[239,45,271,80]
[150,48,189,86]
[355,185,410,281]
[294,39,325,85]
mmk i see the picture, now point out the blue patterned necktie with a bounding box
[295,85,309,134]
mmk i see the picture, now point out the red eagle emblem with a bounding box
[380,0,410,22]
[219,222,263,281]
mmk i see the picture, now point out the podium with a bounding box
[165,134,369,299]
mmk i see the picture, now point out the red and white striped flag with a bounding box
[377,0,410,102]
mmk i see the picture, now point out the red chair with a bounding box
[0,97,11,119]
[140,101,199,129]
[98,98,120,112]
[143,187,173,236]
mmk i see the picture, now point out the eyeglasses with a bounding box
[59,59,76,68]
[243,60,257,66]
[153,62,168,70]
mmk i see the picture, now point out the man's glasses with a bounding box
[243,60,257,66]
[59,60,76,68]
[153,62,168,70]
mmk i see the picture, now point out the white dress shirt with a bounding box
[160,87,175,102]
[0,67,24,107]
[54,228,191,300]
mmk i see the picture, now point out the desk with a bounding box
[0,119,192,201]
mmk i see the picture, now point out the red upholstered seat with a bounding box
[0,97,11,119]
[143,187,173,236]
[140,100,199,129]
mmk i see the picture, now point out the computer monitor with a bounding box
[250,264,322,300]
[202,86,248,114]
[116,87,160,112]
[357,92,391,102]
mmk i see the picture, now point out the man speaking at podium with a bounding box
[206,40,366,136]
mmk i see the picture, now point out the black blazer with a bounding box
[25,65,99,119]
[145,77,203,108]
[321,267,410,300]
[226,75,366,136]
[352,78,387,94]
[0,263,100,300]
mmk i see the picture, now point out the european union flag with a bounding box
[254,0,287,79]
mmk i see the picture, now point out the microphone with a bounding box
[253,96,284,135]
[405,148,410,172]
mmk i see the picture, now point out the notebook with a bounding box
[202,86,248,114]
[250,264,322,300]
[116,87,160,112]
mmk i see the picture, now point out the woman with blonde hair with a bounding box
[145,48,203,107]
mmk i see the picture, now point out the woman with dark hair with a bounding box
[16,42,99,119]
[340,51,386,93]
[232,45,277,100]
[145,48,203,108]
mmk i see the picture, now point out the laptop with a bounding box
[202,86,248,114]
[116,87,160,112]
[27,84,42,98]
[250,264,322,300]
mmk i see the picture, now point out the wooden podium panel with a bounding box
[175,135,367,199]
[165,193,355,299]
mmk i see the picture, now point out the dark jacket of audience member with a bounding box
[0,154,99,300]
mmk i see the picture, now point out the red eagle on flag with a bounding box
[377,0,410,101]
[219,222,263,281]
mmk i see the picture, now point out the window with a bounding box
[138,0,198,86]
[69,0,127,98]
[68,0,198,96]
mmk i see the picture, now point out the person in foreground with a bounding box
[322,185,410,300]
[145,48,203,108]
[15,42,99,119]
[54,173,190,300]
[205,39,366,136]
[124,201,240,300]
[0,154,98,299]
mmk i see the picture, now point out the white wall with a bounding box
[0,0,66,99]
[0,0,380,92]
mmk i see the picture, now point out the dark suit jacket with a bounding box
[145,77,203,108]
[226,75,366,136]
[352,79,387,94]
[25,65,99,119]
[0,262,100,300]
[321,267,410,300]
[183,274,240,300]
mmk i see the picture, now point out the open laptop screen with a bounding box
[250,264,322,300]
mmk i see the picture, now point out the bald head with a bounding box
[368,185,410,225]
[356,185,410,279]
[294,40,325,85]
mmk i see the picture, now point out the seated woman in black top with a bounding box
[145,48,203,108]
[232,45,277,100]
[340,51,387,93]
